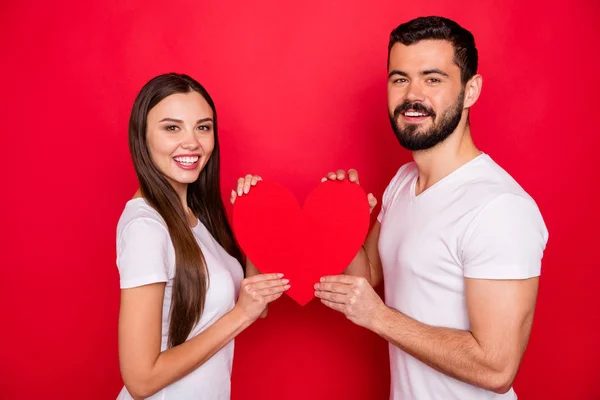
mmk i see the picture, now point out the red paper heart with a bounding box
[232,180,371,305]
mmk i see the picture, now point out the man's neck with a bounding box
[412,124,481,196]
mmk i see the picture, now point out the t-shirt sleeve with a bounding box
[461,194,549,279]
[117,218,171,288]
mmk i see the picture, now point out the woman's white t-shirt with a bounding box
[115,198,244,400]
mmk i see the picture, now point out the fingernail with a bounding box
[314,283,320,289]
[244,185,249,194]
[277,273,284,278]
[284,285,291,290]
[231,190,235,197]
[238,189,242,196]
[282,279,289,284]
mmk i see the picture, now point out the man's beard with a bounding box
[389,90,465,151]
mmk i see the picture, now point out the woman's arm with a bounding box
[246,258,260,277]
[118,273,288,399]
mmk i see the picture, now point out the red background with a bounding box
[1,0,599,399]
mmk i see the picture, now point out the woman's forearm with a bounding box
[124,306,252,398]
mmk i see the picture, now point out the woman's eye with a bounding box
[197,125,211,131]
[165,125,179,131]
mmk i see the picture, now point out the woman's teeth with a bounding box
[174,156,199,165]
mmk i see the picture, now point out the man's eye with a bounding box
[428,78,441,83]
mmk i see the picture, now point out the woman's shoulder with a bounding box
[115,198,175,287]
[117,198,168,239]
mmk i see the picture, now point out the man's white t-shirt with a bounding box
[377,153,548,400]
[115,198,244,400]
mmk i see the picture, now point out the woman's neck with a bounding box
[174,184,198,228]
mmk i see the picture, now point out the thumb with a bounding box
[367,193,377,213]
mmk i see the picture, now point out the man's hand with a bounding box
[314,275,386,330]
[321,169,377,213]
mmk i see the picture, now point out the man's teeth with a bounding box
[405,111,428,117]
[174,156,199,165]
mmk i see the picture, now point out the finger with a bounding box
[321,299,345,313]
[320,275,360,284]
[335,169,346,180]
[258,284,291,296]
[314,282,351,294]
[230,190,237,205]
[237,177,245,196]
[321,177,327,183]
[368,193,377,212]
[251,278,290,291]
[264,292,285,303]
[315,290,346,304]
[243,174,253,194]
[244,273,284,285]
[327,172,337,180]
[251,175,261,186]
[348,169,359,183]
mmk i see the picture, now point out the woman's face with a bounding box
[145,91,215,193]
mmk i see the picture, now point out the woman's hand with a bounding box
[321,168,377,213]
[230,174,262,204]
[234,273,290,323]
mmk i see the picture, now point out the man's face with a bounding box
[387,40,466,151]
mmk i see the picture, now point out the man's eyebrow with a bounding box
[422,69,449,78]
[388,70,409,79]
[388,69,450,79]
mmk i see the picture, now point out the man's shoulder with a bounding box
[455,156,547,244]
[465,154,536,204]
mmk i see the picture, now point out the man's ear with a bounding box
[463,74,483,109]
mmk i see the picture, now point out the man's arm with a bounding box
[316,275,538,394]
[318,188,547,394]
[320,168,383,287]
[343,222,383,287]
[375,277,538,393]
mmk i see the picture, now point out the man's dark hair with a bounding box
[388,16,478,84]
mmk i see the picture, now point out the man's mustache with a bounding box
[393,101,436,120]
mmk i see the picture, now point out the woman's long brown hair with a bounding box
[128,73,243,347]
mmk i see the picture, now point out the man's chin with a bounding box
[393,129,441,151]
[396,124,432,138]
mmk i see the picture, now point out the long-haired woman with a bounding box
[115,73,289,399]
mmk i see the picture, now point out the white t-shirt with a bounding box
[377,153,548,400]
[115,198,244,400]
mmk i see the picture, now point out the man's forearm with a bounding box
[373,305,512,394]
[343,247,373,284]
